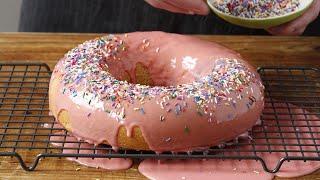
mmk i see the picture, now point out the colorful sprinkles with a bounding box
[59,34,263,130]
[213,0,300,18]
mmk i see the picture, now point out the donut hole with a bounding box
[106,60,195,87]
[134,63,155,86]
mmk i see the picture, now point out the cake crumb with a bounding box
[76,167,81,171]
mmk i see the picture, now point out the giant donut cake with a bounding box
[49,32,264,152]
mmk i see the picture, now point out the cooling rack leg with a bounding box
[0,152,42,171]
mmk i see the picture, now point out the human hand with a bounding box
[144,0,210,15]
[267,0,320,36]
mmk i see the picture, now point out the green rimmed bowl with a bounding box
[207,0,314,29]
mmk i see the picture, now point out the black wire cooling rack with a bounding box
[0,63,319,173]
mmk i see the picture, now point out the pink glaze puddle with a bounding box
[50,133,133,170]
[138,103,320,179]
[139,159,273,180]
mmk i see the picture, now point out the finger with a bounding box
[267,22,300,36]
[267,25,306,36]
[144,0,186,14]
[163,0,210,15]
[145,0,209,15]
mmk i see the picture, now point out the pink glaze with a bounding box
[50,132,133,170]
[49,32,264,151]
[138,103,320,179]
[139,159,273,180]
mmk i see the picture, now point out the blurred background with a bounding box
[0,0,22,32]
[0,0,318,35]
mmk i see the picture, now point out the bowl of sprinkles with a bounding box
[207,0,314,29]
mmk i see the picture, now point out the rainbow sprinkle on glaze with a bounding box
[57,35,263,124]
[213,0,300,18]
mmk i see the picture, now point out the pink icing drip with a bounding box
[138,103,320,179]
[50,132,133,170]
